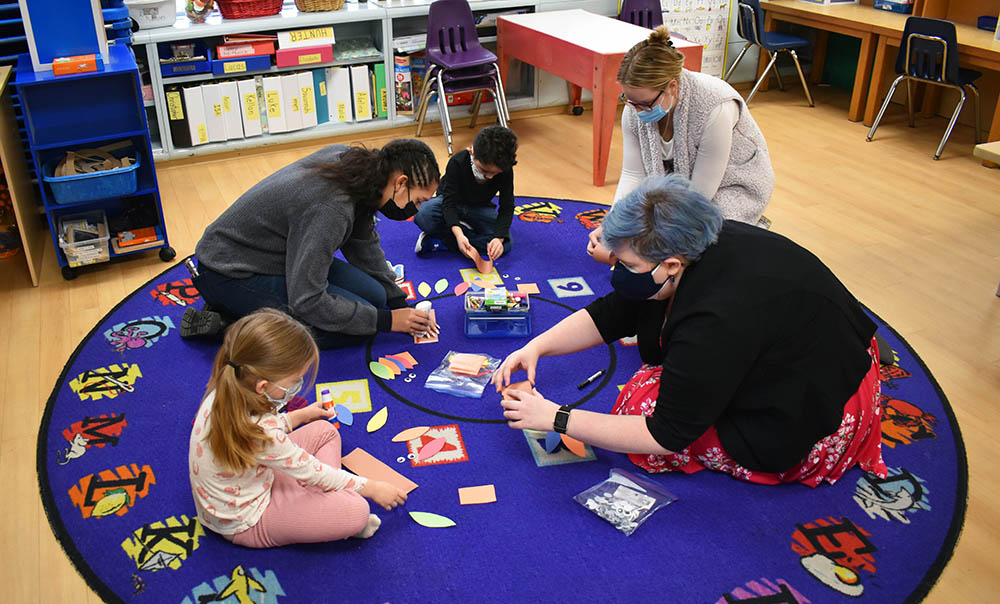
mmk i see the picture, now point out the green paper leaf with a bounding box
[369,361,394,380]
[434,278,449,294]
[409,511,456,528]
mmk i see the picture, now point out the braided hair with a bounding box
[311,138,440,210]
[617,25,685,91]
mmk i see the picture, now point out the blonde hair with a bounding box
[205,308,319,472]
[617,25,685,90]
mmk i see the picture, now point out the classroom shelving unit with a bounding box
[132,0,578,162]
[15,43,175,280]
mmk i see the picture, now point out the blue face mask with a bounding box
[637,105,669,123]
[611,261,673,300]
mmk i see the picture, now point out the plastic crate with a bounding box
[464,290,531,338]
[59,210,110,267]
[42,152,140,205]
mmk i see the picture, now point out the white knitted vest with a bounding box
[623,69,774,224]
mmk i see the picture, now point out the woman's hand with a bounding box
[359,480,408,511]
[586,226,617,265]
[456,234,478,260]
[487,238,504,260]
[390,308,438,337]
[492,344,540,391]
[499,388,559,431]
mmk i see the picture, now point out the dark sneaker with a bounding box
[180,307,223,339]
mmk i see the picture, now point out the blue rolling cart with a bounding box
[15,43,174,280]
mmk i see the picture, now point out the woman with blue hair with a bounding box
[494,175,886,487]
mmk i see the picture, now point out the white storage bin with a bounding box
[125,0,176,29]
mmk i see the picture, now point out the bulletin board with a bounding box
[659,0,732,78]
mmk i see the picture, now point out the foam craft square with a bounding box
[459,484,497,505]
[342,448,418,494]
[459,267,503,287]
[314,379,372,413]
[517,283,541,295]
[547,276,594,298]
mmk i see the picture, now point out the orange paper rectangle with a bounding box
[517,283,540,295]
[341,448,418,494]
[458,484,497,505]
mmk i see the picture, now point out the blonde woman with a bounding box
[189,309,406,548]
[589,26,774,263]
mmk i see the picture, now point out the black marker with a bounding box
[577,369,605,390]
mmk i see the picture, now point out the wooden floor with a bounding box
[2,87,998,602]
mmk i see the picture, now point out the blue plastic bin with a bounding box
[43,153,141,205]
[464,291,531,338]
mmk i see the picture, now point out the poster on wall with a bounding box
[659,1,731,78]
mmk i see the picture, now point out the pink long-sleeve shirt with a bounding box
[189,390,367,535]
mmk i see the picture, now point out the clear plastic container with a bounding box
[59,211,110,267]
[464,290,531,339]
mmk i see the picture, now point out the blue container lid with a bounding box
[103,6,130,22]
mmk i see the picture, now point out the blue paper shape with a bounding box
[545,431,562,453]
[334,404,354,426]
[382,356,407,373]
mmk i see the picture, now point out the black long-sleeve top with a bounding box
[438,149,515,239]
[585,221,876,472]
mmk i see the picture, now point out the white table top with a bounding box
[499,9,667,55]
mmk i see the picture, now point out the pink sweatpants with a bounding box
[231,421,370,548]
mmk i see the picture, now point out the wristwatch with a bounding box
[553,404,572,434]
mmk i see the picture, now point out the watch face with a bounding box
[554,407,571,433]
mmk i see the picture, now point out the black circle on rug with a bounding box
[37,197,967,604]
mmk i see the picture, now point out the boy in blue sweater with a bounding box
[414,126,518,262]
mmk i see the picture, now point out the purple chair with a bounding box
[618,0,663,29]
[414,0,510,154]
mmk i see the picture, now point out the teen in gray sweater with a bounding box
[183,140,440,349]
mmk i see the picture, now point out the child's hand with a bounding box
[487,238,504,260]
[360,480,408,510]
[310,401,337,422]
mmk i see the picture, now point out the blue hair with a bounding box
[601,174,723,263]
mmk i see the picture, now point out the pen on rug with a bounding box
[577,369,605,390]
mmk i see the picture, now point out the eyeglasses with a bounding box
[619,89,664,111]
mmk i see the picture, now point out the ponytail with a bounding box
[204,309,319,472]
[618,25,685,90]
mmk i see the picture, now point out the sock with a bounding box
[352,514,381,539]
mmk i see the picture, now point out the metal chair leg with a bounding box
[414,66,438,137]
[436,76,454,155]
[788,49,813,107]
[867,74,906,142]
[772,51,785,91]
[492,89,507,128]
[746,51,779,104]
[905,79,915,127]
[723,43,753,82]
[491,63,511,124]
[967,83,982,144]
[469,90,483,128]
[935,88,966,160]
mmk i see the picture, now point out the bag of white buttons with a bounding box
[573,468,677,536]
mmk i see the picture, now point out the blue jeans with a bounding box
[414,196,512,257]
[194,259,387,349]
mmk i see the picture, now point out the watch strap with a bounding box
[553,404,572,434]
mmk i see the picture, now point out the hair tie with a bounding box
[666,39,674,48]
[226,360,241,374]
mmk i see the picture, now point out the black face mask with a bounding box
[610,261,673,300]
[379,199,419,221]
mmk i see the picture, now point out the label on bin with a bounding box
[197,124,208,144]
[266,91,281,118]
[302,87,314,114]
[212,103,222,117]
[244,93,259,120]
[299,53,322,65]
[223,61,247,74]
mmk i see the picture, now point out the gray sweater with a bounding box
[195,145,405,335]
[623,69,774,224]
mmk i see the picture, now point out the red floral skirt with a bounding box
[611,338,887,487]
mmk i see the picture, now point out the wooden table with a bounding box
[866,20,1000,147]
[758,0,908,122]
[497,10,703,187]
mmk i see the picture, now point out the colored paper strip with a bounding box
[367,406,388,433]
[561,434,587,457]
[418,436,446,461]
[341,448,418,494]
[334,404,354,426]
[408,511,456,528]
[458,484,497,505]
[378,358,402,375]
[369,361,394,380]
[392,426,430,442]
[453,281,470,296]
